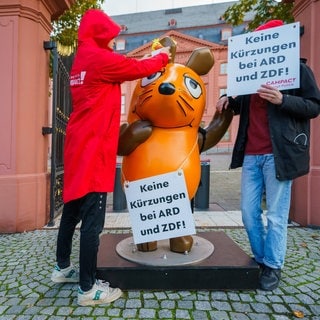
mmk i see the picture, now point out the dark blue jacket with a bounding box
[228,59,320,180]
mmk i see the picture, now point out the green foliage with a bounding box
[51,0,105,55]
[223,0,294,31]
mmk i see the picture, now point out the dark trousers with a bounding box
[56,192,107,291]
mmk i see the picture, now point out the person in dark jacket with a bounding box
[216,20,320,291]
[50,9,171,306]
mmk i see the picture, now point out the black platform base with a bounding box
[97,231,260,290]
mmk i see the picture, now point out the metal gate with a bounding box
[43,41,73,226]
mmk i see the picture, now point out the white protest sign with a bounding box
[227,22,300,96]
[124,170,196,244]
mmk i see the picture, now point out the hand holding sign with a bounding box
[257,84,283,105]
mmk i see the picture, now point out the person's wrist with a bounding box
[279,93,285,105]
[280,93,283,104]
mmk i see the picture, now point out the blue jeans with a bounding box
[56,192,107,291]
[241,155,292,269]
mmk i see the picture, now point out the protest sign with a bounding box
[227,22,300,96]
[124,170,196,244]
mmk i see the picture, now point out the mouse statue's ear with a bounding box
[186,47,214,75]
[159,36,177,63]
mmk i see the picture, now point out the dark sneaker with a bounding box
[259,266,281,291]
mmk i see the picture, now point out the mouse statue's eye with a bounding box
[184,76,202,99]
[141,71,163,87]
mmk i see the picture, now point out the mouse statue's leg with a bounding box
[169,235,193,253]
[137,241,158,252]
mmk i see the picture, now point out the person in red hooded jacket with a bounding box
[51,9,170,306]
[217,20,320,291]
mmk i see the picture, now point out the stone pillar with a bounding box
[290,0,320,226]
[0,0,72,232]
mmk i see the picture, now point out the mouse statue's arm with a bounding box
[198,107,234,153]
[117,120,153,156]
[183,44,234,153]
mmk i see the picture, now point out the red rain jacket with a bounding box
[63,9,168,203]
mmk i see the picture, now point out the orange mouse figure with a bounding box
[118,37,233,253]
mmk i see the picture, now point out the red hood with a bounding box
[78,9,121,49]
[255,20,284,31]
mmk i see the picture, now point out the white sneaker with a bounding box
[51,264,79,283]
[77,280,122,306]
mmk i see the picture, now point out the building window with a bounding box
[121,95,126,114]
[219,88,227,97]
[221,28,232,41]
[220,63,228,75]
[165,8,182,14]
[168,18,177,27]
[221,129,231,142]
[120,24,128,32]
[115,39,126,51]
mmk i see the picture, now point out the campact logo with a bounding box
[70,71,86,86]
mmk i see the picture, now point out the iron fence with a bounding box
[43,41,72,226]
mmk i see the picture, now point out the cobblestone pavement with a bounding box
[1,153,320,319]
[0,227,319,319]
